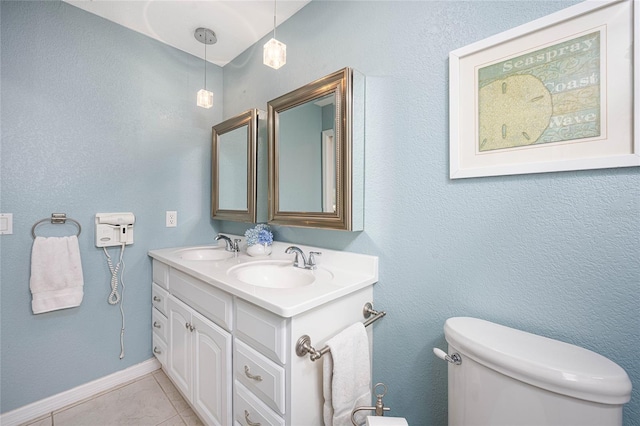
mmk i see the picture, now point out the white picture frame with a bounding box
[449,0,638,179]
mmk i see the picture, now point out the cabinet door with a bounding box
[167,296,192,400]
[192,310,232,426]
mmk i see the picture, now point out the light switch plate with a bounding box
[0,213,13,235]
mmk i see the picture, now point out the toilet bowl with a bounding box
[436,317,632,426]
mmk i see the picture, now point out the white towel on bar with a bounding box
[323,322,372,426]
[30,236,84,314]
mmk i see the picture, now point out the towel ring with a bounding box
[32,213,82,239]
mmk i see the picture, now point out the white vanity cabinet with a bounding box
[231,290,373,425]
[152,301,168,366]
[149,243,378,426]
[152,261,170,367]
[233,300,287,425]
[152,261,232,426]
[167,296,232,426]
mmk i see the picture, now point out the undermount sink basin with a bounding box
[177,246,233,261]
[228,260,333,288]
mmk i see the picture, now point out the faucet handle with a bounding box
[308,251,322,269]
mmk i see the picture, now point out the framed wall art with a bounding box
[449,0,638,179]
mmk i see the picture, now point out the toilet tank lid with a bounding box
[444,317,632,405]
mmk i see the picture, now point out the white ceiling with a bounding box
[63,0,311,67]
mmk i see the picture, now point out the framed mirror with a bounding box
[211,109,262,222]
[268,67,364,231]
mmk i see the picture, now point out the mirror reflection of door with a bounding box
[321,129,336,213]
[218,126,248,211]
[277,93,336,212]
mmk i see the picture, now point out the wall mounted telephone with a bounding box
[95,212,135,247]
[96,212,135,359]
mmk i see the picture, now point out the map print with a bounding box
[478,31,601,152]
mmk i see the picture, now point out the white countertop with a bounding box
[148,238,378,317]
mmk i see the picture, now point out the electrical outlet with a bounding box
[166,211,177,227]
[0,213,13,235]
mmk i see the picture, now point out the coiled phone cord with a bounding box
[104,244,126,359]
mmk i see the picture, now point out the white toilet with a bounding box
[435,317,632,426]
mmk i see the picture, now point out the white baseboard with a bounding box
[0,358,161,426]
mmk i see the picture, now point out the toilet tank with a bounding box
[443,317,632,426]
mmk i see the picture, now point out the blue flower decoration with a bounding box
[245,224,273,246]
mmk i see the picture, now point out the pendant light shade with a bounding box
[264,0,286,69]
[264,38,286,70]
[194,27,216,109]
[196,89,213,109]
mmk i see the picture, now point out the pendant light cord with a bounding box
[273,0,277,39]
[203,42,207,90]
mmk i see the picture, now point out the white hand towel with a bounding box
[30,236,84,314]
[323,322,372,426]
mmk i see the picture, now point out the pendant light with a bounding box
[194,27,216,109]
[263,0,286,69]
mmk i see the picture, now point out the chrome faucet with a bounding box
[285,246,322,270]
[215,234,240,253]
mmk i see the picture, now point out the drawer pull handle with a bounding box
[244,410,261,426]
[244,365,263,382]
[153,347,162,355]
[153,322,161,328]
[153,296,161,302]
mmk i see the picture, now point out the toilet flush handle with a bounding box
[433,348,462,365]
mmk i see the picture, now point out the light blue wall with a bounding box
[279,102,323,211]
[1,1,638,424]
[219,129,249,211]
[221,1,639,425]
[0,1,223,412]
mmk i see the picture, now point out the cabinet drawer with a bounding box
[236,300,287,364]
[152,260,169,290]
[234,381,284,426]
[153,333,167,367]
[234,339,285,415]
[152,283,169,316]
[152,307,168,343]
[170,268,233,331]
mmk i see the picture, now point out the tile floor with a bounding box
[23,369,203,426]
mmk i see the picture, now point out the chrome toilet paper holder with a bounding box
[351,383,391,425]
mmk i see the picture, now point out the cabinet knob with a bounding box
[190,324,195,332]
[153,296,161,302]
[153,347,162,355]
[185,322,190,330]
[244,410,261,426]
[244,365,263,382]
[153,321,161,329]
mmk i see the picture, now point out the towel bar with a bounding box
[296,302,386,362]
[32,213,82,238]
